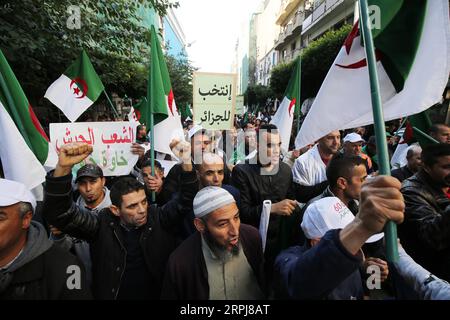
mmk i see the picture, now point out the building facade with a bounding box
[163,8,187,57]
[254,0,282,86]
[274,0,356,65]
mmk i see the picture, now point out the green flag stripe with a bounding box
[370,0,427,92]
[284,58,301,112]
[146,25,169,125]
[0,49,48,163]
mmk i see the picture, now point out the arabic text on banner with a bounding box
[50,122,139,177]
[193,72,236,130]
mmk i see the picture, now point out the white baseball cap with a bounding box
[0,179,37,212]
[343,133,365,144]
[301,197,383,243]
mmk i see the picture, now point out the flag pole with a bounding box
[149,107,156,203]
[139,95,155,203]
[0,70,32,148]
[296,56,302,135]
[103,90,120,119]
[412,127,439,144]
[359,0,398,262]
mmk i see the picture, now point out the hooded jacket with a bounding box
[0,221,91,299]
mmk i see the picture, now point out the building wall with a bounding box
[273,0,355,65]
[255,0,282,85]
[301,0,355,45]
[236,20,250,94]
[137,4,159,29]
[163,17,185,56]
[163,8,187,57]
[275,0,306,64]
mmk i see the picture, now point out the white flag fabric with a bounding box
[0,101,46,190]
[153,100,185,157]
[296,0,450,148]
[270,97,295,152]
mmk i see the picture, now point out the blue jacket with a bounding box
[274,229,364,300]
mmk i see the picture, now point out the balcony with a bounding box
[302,0,345,34]
[274,12,304,50]
[276,0,303,25]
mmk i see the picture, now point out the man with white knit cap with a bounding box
[0,178,90,299]
[162,186,265,300]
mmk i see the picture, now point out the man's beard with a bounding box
[203,228,239,262]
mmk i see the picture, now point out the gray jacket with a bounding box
[395,245,450,300]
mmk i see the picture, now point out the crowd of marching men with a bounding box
[2,113,450,300]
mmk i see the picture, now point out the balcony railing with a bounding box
[302,0,344,33]
[274,12,304,49]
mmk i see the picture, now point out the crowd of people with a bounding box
[1,112,450,300]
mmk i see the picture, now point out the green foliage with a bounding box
[269,62,294,100]
[0,0,178,113]
[270,24,352,101]
[165,51,196,110]
[244,84,273,112]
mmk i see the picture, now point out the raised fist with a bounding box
[54,143,93,177]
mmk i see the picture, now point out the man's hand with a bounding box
[340,176,404,255]
[356,176,404,234]
[144,174,163,193]
[271,199,297,216]
[49,225,63,236]
[131,142,145,159]
[54,143,93,177]
[170,139,191,163]
[171,138,192,171]
[364,257,389,282]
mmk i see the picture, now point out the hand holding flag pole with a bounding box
[359,0,398,262]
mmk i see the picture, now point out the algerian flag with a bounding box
[135,25,184,156]
[45,50,104,122]
[271,58,300,152]
[0,49,57,190]
[296,0,450,148]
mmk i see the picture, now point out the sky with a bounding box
[175,0,262,73]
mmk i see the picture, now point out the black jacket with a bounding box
[400,170,450,281]
[42,171,197,299]
[0,244,91,300]
[231,161,301,272]
[391,165,414,183]
[161,224,265,300]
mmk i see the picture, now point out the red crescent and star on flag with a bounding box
[336,22,382,69]
[288,98,296,117]
[70,77,88,99]
[168,89,175,116]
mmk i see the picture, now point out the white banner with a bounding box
[50,122,138,176]
[193,72,236,130]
